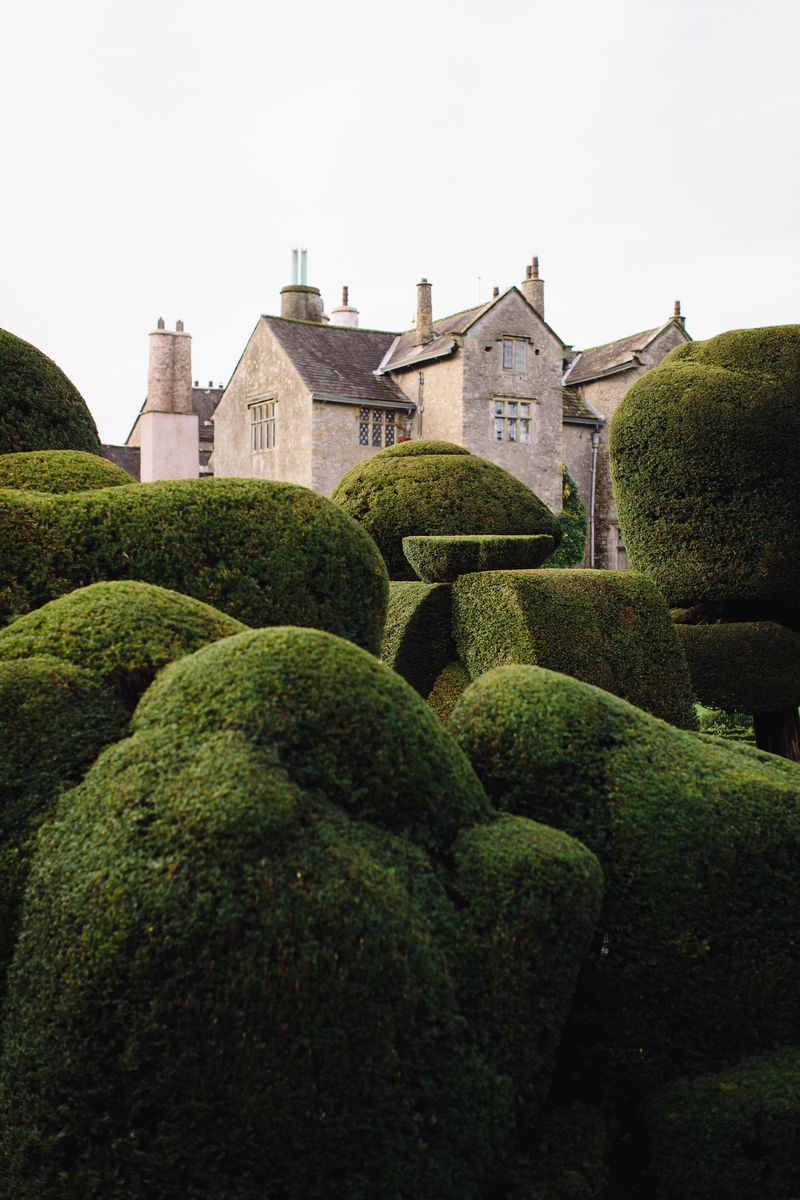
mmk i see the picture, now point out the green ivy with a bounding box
[547,465,588,568]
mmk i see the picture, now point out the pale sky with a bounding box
[2,0,798,445]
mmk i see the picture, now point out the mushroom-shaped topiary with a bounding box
[332,440,561,579]
[0,628,602,1199]
[0,329,101,455]
[0,449,132,493]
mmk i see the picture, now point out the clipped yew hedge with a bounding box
[403,534,555,582]
[0,628,602,1199]
[0,449,132,492]
[0,581,247,709]
[675,619,800,712]
[0,328,101,455]
[610,326,800,615]
[450,664,800,1101]
[332,440,561,579]
[381,580,455,696]
[0,477,388,652]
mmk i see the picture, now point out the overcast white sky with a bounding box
[2,0,798,444]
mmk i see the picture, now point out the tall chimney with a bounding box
[138,319,198,482]
[674,299,685,323]
[331,284,360,328]
[280,247,325,322]
[520,255,545,318]
[416,278,433,345]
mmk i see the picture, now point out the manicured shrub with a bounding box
[449,664,800,1101]
[0,477,388,652]
[644,1047,800,1200]
[695,704,755,743]
[332,440,562,579]
[0,328,101,455]
[0,581,247,709]
[0,629,602,1199]
[0,449,131,493]
[0,656,127,1002]
[676,620,800,712]
[509,1103,608,1200]
[609,326,800,615]
[426,660,471,721]
[381,580,455,696]
[452,568,696,727]
[403,534,555,582]
[547,465,587,569]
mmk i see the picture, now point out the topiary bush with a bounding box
[676,619,800,712]
[0,328,101,455]
[452,568,696,727]
[0,477,388,651]
[0,581,247,709]
[0,656,127,1004]
[449,664,800,1103]
[643,1047,800,1200]
[332,440,562,579]
[426,660,471,722]
[0,449,132,492]
[546,465,588,569]
[609,326,800,616]
[0,628,602,1199]
[403,534,555,582]
[380,580,455,696]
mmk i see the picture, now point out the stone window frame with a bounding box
[493,397,534,444]
[358,406,396,449]
[249,396,276,452]
[502,337,527,372]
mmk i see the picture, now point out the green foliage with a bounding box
[0,477,388,652]
[380,580,455,696]
[676,620,800,712]
[332,440,561,579]
[547,466,588,569]
[0,581,247,709]
[695,704,755,743]
[0,328,101,455]
[644,1048,800,1200]
[0,628,602,1199]
[609,326,800,615]
[426,660,471,722]
[452,568,696,727]
[449,664,800,1101]
[403,534,555,582]
[0,656,127,1004]
[510,1104,608,1200]
[0,449,131,492]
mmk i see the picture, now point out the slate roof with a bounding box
[101,444,141,480]
[264,317,412,408]
[562,326,663,385]
[192,386,223,445]
[561,388,605,424]
[381,301,495,372]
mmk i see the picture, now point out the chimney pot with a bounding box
[520,256,545,318]
[493,286,500,297]
[342,285,349,306]
[532,256,540,279]
[674,299,681,317]
[525,265,532,279]
[176,319,184,332]
[157,317,165,330]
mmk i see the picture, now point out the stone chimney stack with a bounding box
[139,319,198,482]
[674,299,685,324]
[280,246,325,322]
[331,285,360,328]
[416,278,433,345]
[520,255,545,319]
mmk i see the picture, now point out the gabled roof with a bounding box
[562,319,683,385]
[263,316,411,408]
[380,286,567,373]
[101,444,141,480]
[561,388,605,425]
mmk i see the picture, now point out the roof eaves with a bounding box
[565,359,640,385]
[385,341,459,372]
[311,392,415,411]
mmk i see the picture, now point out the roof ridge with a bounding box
[575,325,661,355]
[262,314,399,336]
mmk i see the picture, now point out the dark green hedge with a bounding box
[332,440,562,579]
[610,326,800,614]
[0,581,247,709]
[0,328,101,455]
[452,568,696,728]
[380,580,456,696]
[695,704,755,743]
[644,1047,800,1200]
[0,656,127,1004]
[0,628,603,1198]
[676,620,800,712]
[449,664,800,1102]
[426,660,471,722]
[547,466,588,569]
[0,477,388,652]
[0,449,132,492]
[403,534,555,582]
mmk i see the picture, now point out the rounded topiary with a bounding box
[0,328,101,455]
[332,440,562,579]
[0,477,388,652]
[0,628,602,1199]
[547,465,588,568]
[403,534,555,582]
[0,449,131,493]
[676,620,800,713]
[0,581,248,709]
[609,326,800,615]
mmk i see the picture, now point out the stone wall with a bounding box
[311,401,411,496]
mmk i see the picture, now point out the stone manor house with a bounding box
[104,254,690,569]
